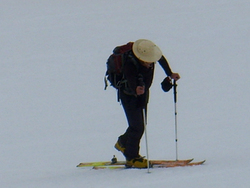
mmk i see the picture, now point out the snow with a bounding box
[1,0,250,187]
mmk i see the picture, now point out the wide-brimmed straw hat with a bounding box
[132,39,162,63]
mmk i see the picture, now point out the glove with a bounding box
[161,77,173,92]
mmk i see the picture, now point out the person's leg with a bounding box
[120,93,144,160]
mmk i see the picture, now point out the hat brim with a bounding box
[132,39,162,63]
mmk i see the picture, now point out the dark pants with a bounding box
[118,91,146,160]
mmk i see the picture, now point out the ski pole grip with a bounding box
[173,80,177,103]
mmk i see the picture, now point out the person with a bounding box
[114,39,180,168]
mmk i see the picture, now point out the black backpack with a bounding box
[104,42,134,90]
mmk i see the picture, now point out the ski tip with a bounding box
[201,160,206,164]
[76,163,82,167]
[188,160,206,166]
[197,159,206,164]
[183,158,194,162]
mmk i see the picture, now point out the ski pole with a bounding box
[173,80,178,161]
[143,107,150,173]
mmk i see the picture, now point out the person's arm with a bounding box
[158,56,180,81]
[158,56,173,76]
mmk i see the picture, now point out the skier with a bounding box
[114,39,180,168]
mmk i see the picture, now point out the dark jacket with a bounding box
[121,51,173,107]
[122,51,172,95]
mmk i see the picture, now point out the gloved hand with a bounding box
[161,77,173,92]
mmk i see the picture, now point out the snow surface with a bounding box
[1,0,250,187]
